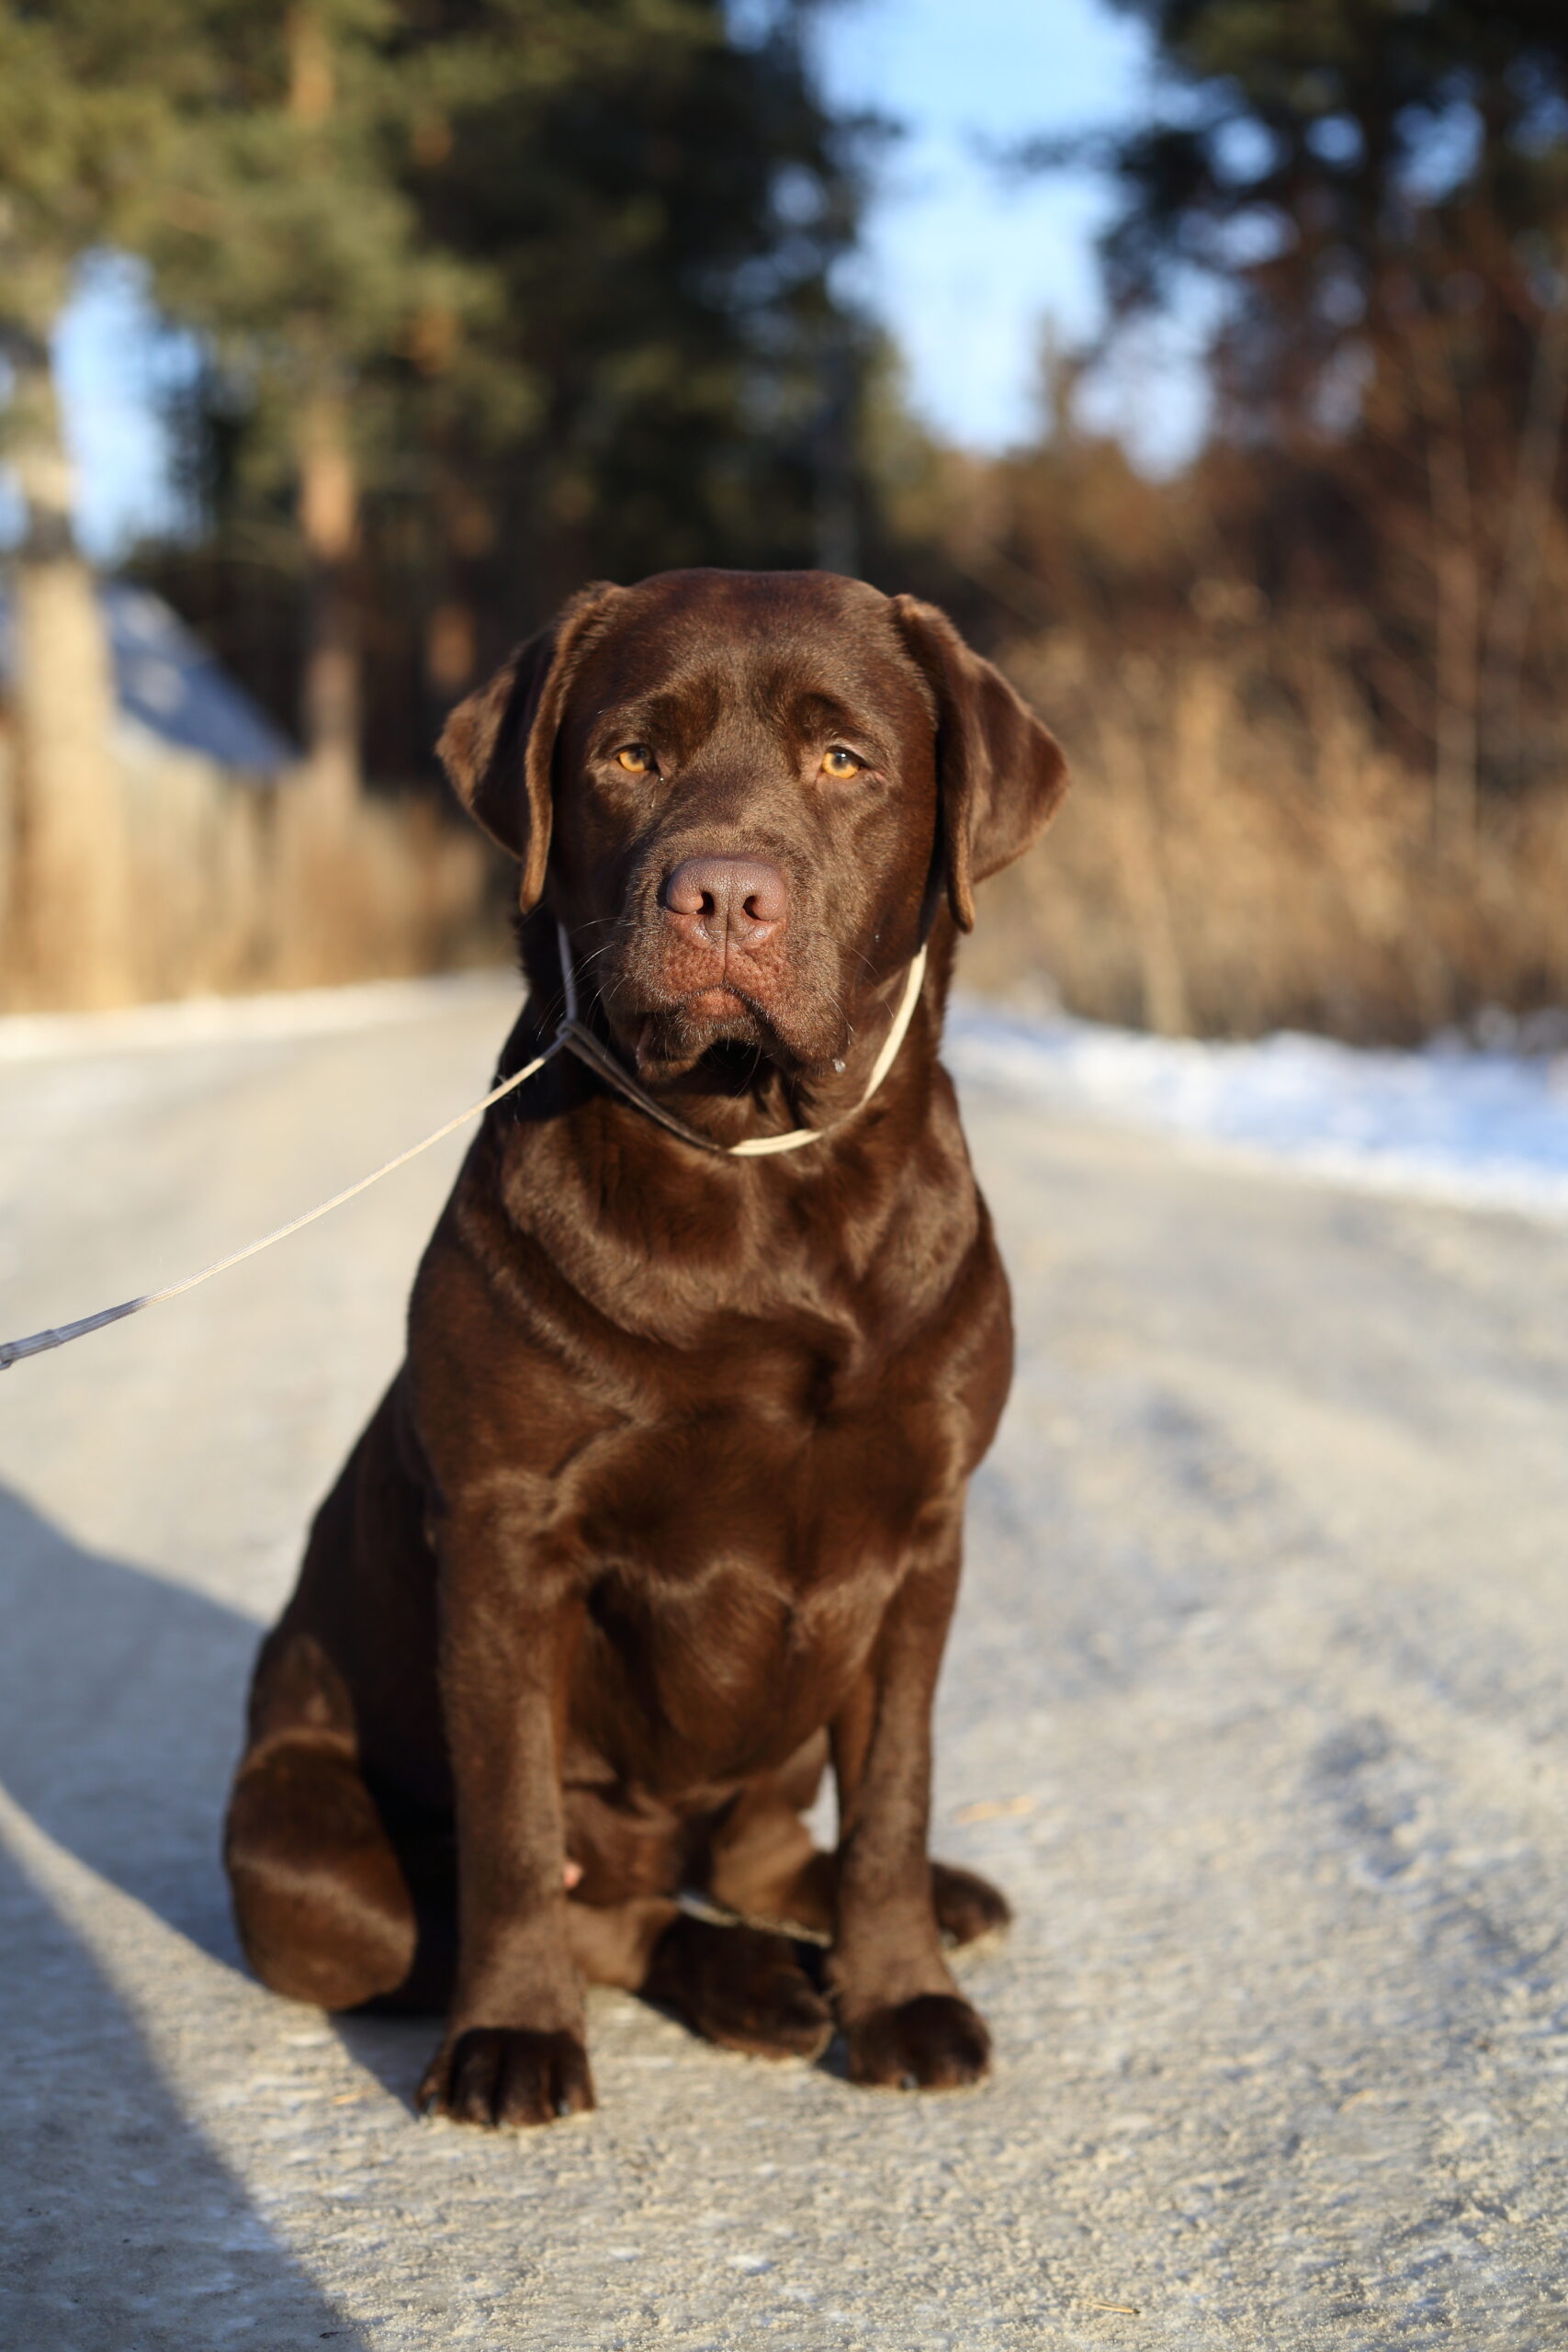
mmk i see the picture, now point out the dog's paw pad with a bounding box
[419,2026,595,2129]
[844,1994,991,2091]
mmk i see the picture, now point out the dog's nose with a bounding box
[661,855,788,946]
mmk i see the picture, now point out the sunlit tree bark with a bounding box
[4,322,130,1005]
[287,6,361,813]
[294,370,362,818]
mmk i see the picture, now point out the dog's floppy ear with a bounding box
[890,594,1068,933]
[437,582,621,912]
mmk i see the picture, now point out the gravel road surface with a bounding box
[2,973,1565,2351]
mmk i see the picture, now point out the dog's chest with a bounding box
[582,1340,947,1580]
[564,1370,950,1778]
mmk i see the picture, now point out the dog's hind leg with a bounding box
[701,1735,829,1928]
[640,1914,832,2060]
[225,1628,422,2012]
[702,1737,1010,1949]
[717,1846,1010,1949]
[565,1894,830,2061]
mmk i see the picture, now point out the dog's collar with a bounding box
[549,921,927,1159]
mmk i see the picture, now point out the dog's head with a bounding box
[439,569,1066,1081]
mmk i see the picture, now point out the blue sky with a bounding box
[49,257,194,560]
[808,0,1204,455]
[42,0,1205,559]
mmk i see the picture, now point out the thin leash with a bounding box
[0,926,927,1371]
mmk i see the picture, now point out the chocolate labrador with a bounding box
[224,567,1067,2127]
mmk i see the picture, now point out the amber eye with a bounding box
[821,746,863,779]
[615,743,654,774]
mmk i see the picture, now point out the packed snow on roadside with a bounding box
[947,1001,1568,1221]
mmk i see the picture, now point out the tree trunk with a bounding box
[4,329,131,1008]
[1481,268,1568,783]
[1426,424,1481,847]
[286,7,362,820]
[294,374,362,820]
[1100,662,1192,1038]
[1407,314,1481,848]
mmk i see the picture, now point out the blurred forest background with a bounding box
[2,0,1567,1035]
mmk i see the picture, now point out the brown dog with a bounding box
[224,568,1067,2127]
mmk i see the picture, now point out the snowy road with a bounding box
[2,974,1566,2350]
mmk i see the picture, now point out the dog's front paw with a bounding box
[418,2026,595,2129]
[843,1994,991,2091]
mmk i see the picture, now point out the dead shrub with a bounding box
[959,631,1568,1044]
[0,738,502,1011]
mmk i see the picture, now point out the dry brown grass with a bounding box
[960,632,1568,1044]
[0,739,502,1012]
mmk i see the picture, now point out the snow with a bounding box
[946,1003,1568,1221]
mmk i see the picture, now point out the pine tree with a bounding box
[143,1,872,774]
[144,0,487,816]
[1032,0,1568,823]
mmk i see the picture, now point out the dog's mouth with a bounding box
[577,901,848,1085]
[625,980,784,1082]
[602,959,836,1083]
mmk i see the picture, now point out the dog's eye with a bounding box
[820,747,863,779]
[615,744,654,775]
